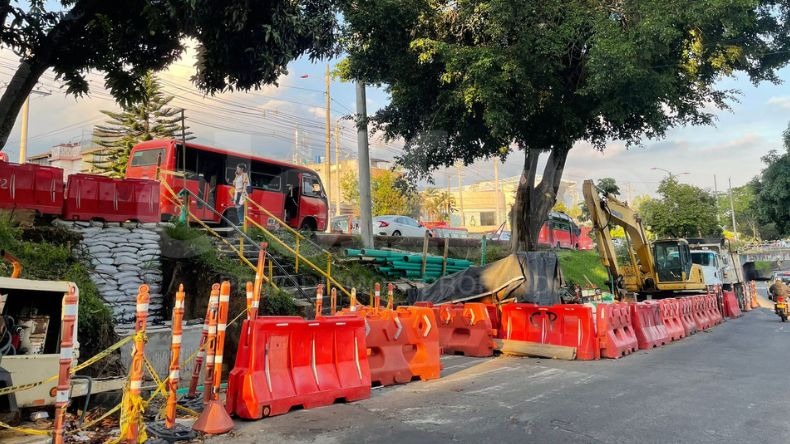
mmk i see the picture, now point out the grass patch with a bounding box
[557,250,610,290]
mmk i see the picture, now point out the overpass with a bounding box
[739,248,790,280]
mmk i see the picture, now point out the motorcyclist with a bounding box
[769,277,788,302]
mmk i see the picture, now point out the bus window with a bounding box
[250,161,283,192]
[175,145,200,179]
[131,148,165,167]
[302,175,325,198]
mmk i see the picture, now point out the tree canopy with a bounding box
[338,0,790,251]
[717,182,761,239]
[0,0,338,148]
[340,170,421,217]
[91,73,185,177]
[752,124,790,237]
[641,178,720,239]
[422,188,456,221]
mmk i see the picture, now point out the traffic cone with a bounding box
[192,400,234,435]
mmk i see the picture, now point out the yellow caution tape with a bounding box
[0,419,51,436]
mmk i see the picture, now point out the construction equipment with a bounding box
[582,180,706,298]
[688,238,747,305]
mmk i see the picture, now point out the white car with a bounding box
[374,215,432,237]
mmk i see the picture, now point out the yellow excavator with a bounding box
[582,180,706,299]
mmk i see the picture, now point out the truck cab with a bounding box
[691,249,723,286]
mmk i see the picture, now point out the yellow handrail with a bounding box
[159,180,279,291]
[245,216,350,297]
[243,195,333,257]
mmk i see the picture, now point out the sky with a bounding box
[1,39,789,200]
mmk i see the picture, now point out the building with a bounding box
[447,175,578,234]
[26,138,114,179]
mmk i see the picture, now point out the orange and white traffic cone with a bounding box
[350,287,358,312]
[53,284,78,444]
[374,283,381,313]
[387,283,395,310]
[148,285,195,442]
[201,284,220,405]
[193,282,234,435]
[330,287,337,315]
[122,285,150,444]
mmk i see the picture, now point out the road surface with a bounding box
[213,292,788,444]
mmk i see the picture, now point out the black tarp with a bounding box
[408,252,562,305]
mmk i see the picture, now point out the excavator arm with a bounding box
[582,180,656,291]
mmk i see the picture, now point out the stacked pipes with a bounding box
[344,248,474,282]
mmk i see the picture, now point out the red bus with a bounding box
[538,212,584,249]
[125,139,329,231]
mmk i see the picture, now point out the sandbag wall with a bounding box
[58,220,165,326]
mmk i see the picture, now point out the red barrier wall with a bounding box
[630,302,670,349]
[0,161,64,216]
[226,316,371,419]
[64,174,160,223]
[501,303,599,360]
[597,302,638,359]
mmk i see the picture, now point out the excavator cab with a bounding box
[653,239,693,283]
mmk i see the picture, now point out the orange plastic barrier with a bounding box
[678,298,698,337]
[596,302,637,359]
[501,303,599,360]
[433,303,495,357]
[658,299,685,341]
[723,290,743,319]
[706,293,723,325]
[630,302,670,349]
[226,316,371,419]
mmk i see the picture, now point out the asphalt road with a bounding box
[214,291,790,444]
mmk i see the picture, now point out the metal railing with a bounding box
[160,182,308,299]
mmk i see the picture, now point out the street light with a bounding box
[650,167,690,179]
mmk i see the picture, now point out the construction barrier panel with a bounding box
[678,297,698,337]
[433,303,494,357]
[706,293,723,325]
[64,174,160,223]
[226,316,371,420]
[501,304,599,360]
[0,161,64,216]
[596,302,638,359]
[659,299,686,342]
[630,302,670,349]
[485,304,502,338]
[723,290,743,319]
[692,295,711,331]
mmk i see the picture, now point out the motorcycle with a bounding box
[774,294,788,322]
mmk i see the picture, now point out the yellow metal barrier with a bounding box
[244,216,350,297]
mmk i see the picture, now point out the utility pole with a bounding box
[729,177,738,238]
[334,125,341,216]
[493,158,502,226]
[293,127,300,164]
[456,164,466,226]
[714,175,720,223]
[324,64,332,219]
[18,88,52,164]
[180,109,187,191]
[356,82,374,248]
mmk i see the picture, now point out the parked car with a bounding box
[373,215,432,237]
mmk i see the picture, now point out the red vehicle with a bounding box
[125,139,328,230]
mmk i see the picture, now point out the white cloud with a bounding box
[767,96,790,110]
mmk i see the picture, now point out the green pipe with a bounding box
[344,248,363,256]
[360,248,402,258]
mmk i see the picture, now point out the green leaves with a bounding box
[752,125,790,237]
[640,177,720,239]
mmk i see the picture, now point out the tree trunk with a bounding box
[511,145,571,252]
[0,58,49,149]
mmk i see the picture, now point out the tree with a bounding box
[717,182,761,239]
[371,170,418,216]
[640,177,720,239]
[340,170,361,210]
[752,124,790,237]
[92,73,185,177]
[552,201,569,214]
[338,1,790,251]
[422,188,455,221]
[0,1,338,148]
[596,178,621,198]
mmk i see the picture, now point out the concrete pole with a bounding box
[356,82,374,248]
[18,96,29,164]
[335,125,341,216]
[729,177,738,238]
[456,164,466,226]
[493,158,501,225]
[325,64,332,219]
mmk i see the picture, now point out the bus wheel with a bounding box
[300,219,317,233]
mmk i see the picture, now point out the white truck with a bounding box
[689,238,746,307]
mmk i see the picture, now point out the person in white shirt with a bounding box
[233,163,250,225]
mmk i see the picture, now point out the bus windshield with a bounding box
[131,148,165,166]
